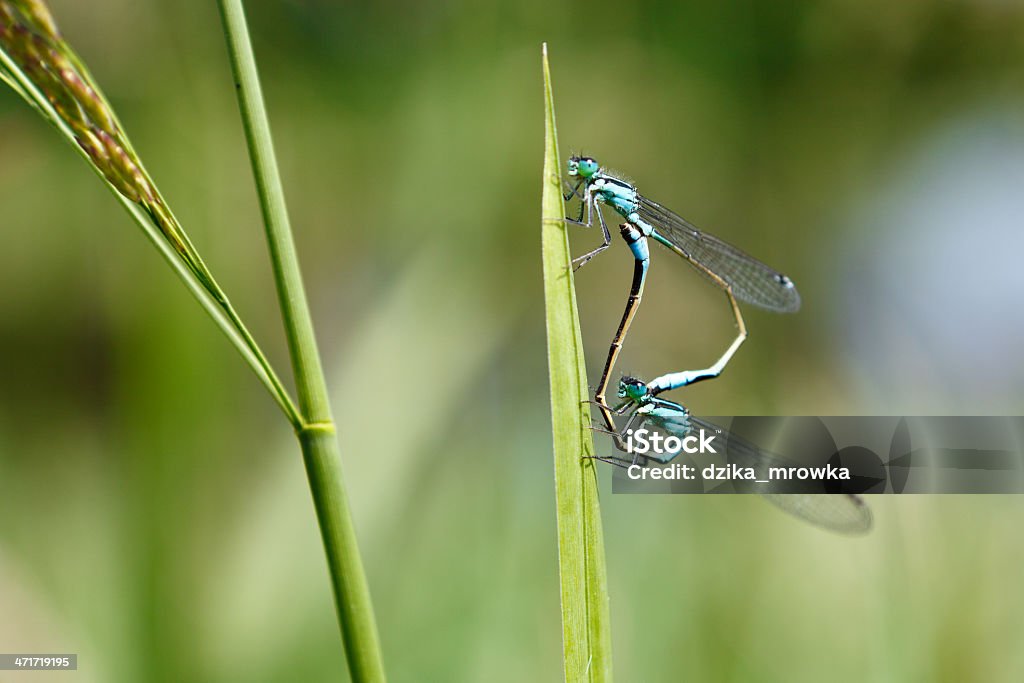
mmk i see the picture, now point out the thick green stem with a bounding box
[215,1,386,680]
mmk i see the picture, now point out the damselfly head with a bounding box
[618,376,650,403]
[567,155,599,179]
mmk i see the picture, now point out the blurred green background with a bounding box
[3,0,1024,681]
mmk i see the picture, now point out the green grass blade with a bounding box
[540,43,614,682]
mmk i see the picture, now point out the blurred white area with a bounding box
[835,106,1024,412]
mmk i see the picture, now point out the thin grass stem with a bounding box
[214,2,386,680]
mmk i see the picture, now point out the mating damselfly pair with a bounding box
[563,155,871,534]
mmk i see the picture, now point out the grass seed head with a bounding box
[0,0,205,275]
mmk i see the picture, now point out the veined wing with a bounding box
[759,494,872,535]
[637,195,801,312]
[688,416,872,534]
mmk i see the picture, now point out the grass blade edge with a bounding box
[540,42,614,683]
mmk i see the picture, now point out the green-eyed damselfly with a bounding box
[595,375,872,534]
[564,157,800,433]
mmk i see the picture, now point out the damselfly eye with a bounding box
[578,158,599,177]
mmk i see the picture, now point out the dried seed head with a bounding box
[71,121,110,167]
[0,4,15,28]
[0,0,209,280]
[58,63,116,134]
[10,0,57,41]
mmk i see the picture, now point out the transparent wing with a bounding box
[637,195,801,312]
[759,494,873,535]
[688,416,872,534]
